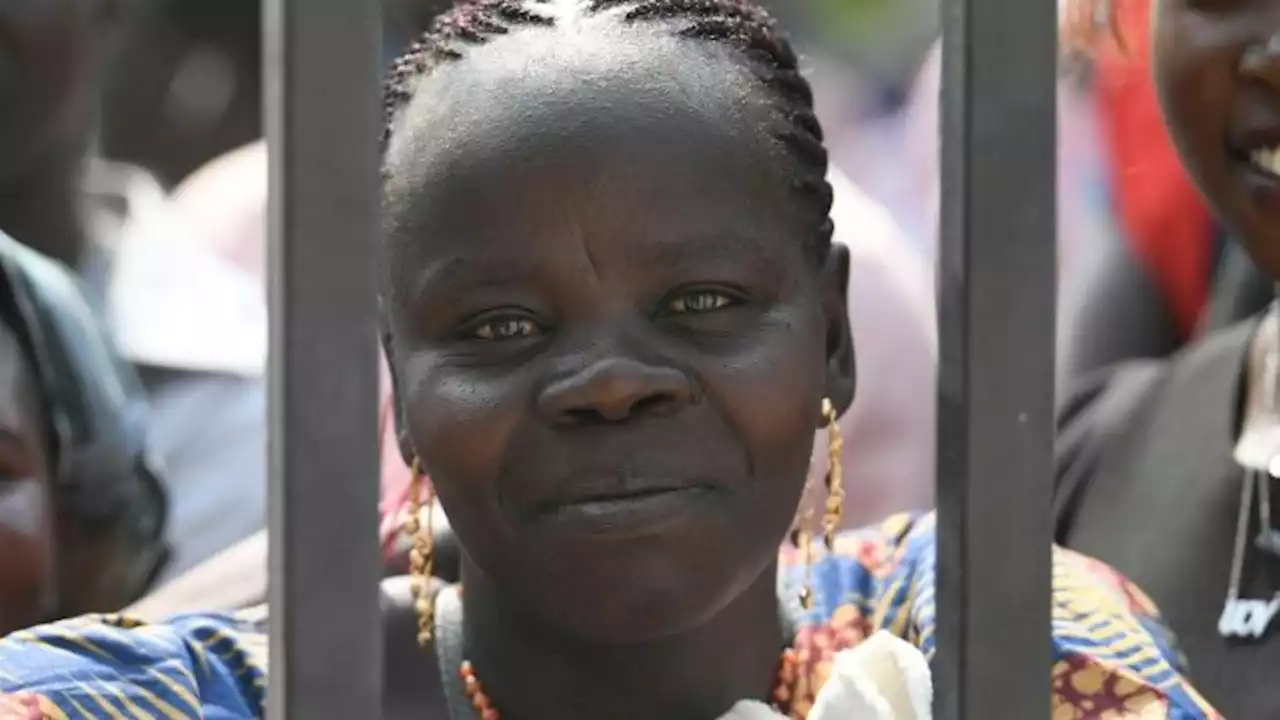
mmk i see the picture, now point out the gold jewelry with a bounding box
[793,486,816,611]
[821,398,844,551]
[788,394,839,607]
[403,458,436,646]
[794,397,842,611]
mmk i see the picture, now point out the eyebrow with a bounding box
[642,233,786,274]
[410,230,790,305]
[410,256,537,307]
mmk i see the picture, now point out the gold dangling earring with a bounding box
[821,398,844,551]
[402,458,436,647]
[794,503,815,611]
[794,398,844,611]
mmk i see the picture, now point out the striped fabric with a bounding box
[0,514,1218,718]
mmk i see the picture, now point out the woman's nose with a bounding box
[536,357,695,425]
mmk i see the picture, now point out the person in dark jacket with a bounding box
[1056,0,1280,714]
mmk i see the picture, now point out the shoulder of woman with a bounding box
[0,611,266,718]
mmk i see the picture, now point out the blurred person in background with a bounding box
[0,0,142,270]
[1056,0,1270,380]
[904,3,1272,390]
[1053,0,1280,711]
[0,0,268,581]
[98,0,452,186]
[99,0,261,188]
[0,229,168,632]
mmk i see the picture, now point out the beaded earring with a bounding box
[793,398,845,611]
[403,458,436,646]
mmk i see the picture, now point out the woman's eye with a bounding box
[668,290,734,314]
[472,317,539,341]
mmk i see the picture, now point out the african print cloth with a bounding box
[0,513,1220,718]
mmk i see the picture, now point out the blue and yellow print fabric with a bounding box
[0,513,1220,718]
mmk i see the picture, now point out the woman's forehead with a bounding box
[383,92,804,294]
[384,125,809,300]
[378,15,825,298]
[383,19,779,187]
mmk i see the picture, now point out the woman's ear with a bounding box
[381,324,415,465]
[819,243,856,420]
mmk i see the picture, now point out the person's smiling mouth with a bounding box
[1229,124,1280,213]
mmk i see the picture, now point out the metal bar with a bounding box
[264,0,383,717]
[933,0,1057,714]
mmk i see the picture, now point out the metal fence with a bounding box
[933,0,1057,715]
[262,0,1058,716]
[264,1,383,716]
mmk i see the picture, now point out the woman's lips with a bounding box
[531,482,718,538]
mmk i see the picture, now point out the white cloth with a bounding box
[104,159,267,377]
[141,369,266,582]
[91,159,268,583]
[718,632,933,720]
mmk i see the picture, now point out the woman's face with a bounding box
[0,322,53,634]
[0,0,116,182]
[382,24,853,643]
[1153,0,1280,277]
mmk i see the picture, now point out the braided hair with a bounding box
[381,0,834,256]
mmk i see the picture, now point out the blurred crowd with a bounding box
[1,0,1254,625]
[0,0,1275,716]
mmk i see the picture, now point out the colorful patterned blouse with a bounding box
[0,513,1220,719]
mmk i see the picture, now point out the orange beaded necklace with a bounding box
[457,648,804,720]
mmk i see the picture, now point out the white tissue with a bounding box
[810,632,933,720]
[717,632,933,720]
[719,700,789,720]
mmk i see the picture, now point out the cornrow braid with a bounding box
[382,0,554,149]
[589,0,833,251]
[383,0,834,256]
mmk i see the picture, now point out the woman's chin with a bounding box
[508,542,757,645]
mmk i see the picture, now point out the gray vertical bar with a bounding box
[264,0,383,717]
[934,0,1056,715]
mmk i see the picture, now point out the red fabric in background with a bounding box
[1094,0,1215,340]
